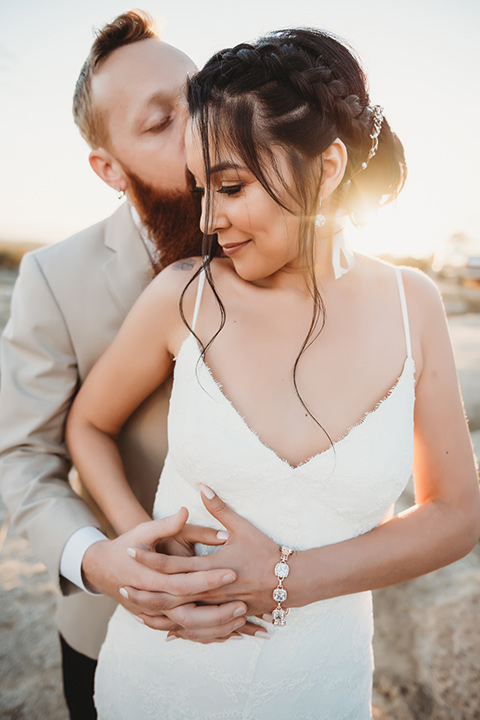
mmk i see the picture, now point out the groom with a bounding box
[0,11,248,719]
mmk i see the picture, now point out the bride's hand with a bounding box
[190,485,281,617]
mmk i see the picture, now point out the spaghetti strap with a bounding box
[191,267,206,333]
[394,267,412,360]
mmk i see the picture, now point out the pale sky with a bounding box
[0,0,478,257]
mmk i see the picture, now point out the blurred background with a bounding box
[0,0,479,261]
[0,1,479,718]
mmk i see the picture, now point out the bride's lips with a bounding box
[220,240,251,257]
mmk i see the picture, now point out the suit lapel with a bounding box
[102,203,154,317]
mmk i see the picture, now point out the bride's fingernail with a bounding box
[222,573,235,584]
[126,548,136,558]
[233,620,245,631]
[200,484,215,499]
[233,607,246,618]
[254,630,271,639]
[166,634,178,642]
[230,634,244,640]
[119,587,129,600]
[216,530,228,540]
[133,616,145,624]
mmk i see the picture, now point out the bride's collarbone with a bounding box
[197,338,408,465]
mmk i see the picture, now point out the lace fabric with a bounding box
[94,268,415,719]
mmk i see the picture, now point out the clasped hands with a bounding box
[82,485,281,643]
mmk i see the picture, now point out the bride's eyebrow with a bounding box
[208,161,245,176]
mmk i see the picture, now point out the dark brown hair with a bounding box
[188,28,406,230]
[73,10,158,148]
[184,28,407,439]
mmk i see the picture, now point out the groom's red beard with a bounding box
[124,168,204,274]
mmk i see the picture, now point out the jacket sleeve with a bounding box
[0,251,102,595]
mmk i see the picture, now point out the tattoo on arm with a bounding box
[172,259,196,271]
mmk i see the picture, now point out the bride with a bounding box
[66,27,480,719]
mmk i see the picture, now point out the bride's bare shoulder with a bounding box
[155,256,203,287]
[358,254,443,309]
[144,256,203,305]
[154,256,234,287]
[123,257,205,334]
[145,256,238,321]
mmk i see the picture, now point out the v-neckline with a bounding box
[177,333,415,472]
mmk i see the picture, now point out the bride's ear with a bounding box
[320,139,347,199]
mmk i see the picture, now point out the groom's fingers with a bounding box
[130,509,189,549]
[125,613,181,632]
[123,567,236,606]
[162,619,267,643]
[166,601,246,631]
[138,601,247,638]
[131,548,227,575]
[130,549,202,574]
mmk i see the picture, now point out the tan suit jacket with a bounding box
[0,203,170,658]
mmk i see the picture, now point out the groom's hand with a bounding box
[82,508,249,640]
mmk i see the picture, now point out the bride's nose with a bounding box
[199,195,229,235]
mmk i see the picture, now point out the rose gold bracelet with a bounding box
[272,546,294,626]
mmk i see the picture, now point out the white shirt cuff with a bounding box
[60,526,107,595]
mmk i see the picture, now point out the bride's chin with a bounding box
[231,265,267,283]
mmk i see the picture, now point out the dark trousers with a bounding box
[60,634,97,720]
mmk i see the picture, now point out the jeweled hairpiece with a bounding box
[361,104,384,170]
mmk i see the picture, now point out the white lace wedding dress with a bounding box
[94,267,415,719]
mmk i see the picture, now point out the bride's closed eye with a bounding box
[218,184,243,196]
[190,184,243,197]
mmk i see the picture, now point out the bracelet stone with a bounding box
[272,546,294,626]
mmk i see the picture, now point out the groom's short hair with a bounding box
[73,9,159,149]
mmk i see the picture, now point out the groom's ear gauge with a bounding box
[89,148,126,192]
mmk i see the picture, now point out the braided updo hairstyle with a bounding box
[183,28,407,437]
[188,28,406,232]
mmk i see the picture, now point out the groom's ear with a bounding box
[89,147,127,193]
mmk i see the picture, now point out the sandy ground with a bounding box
[0,266,479,720]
